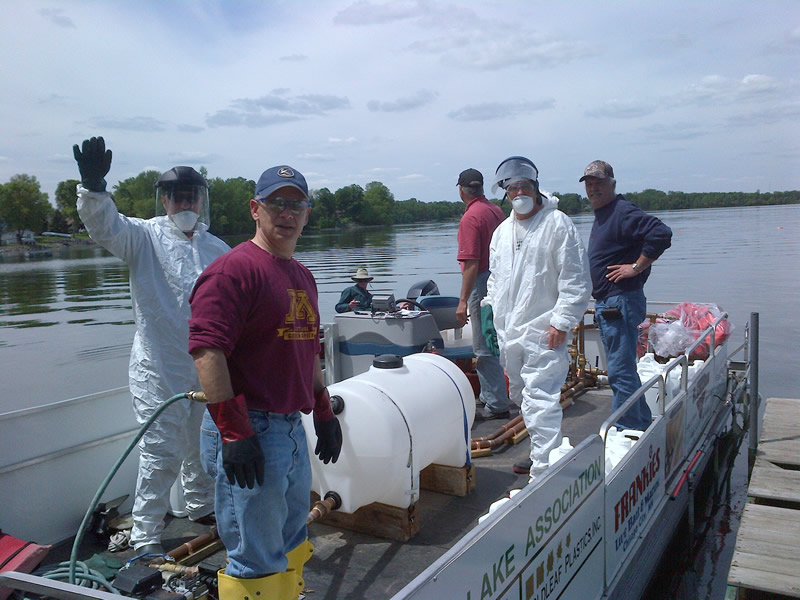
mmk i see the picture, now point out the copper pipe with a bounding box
[471,415,524,444]
[472,420,527,450]
[146,528,220,566]
[307,492,342,525]
[156,563,199,576]
[167,528,218,561]
[561,381,586,400]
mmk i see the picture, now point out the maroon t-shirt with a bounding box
[189,241,320,414]
[457,196,506,273]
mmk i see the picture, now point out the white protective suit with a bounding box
[485,192,590,477]
[77,186,230,549]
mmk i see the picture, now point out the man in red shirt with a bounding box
[189,165,342,598]
[456,168,511,419]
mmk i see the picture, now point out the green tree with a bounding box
[207,176,255,235]
[553,192,583,215]
[361,181,395,226]
[335,184,365,225]
[0,174,51,242]
[113,170,161,218]
[308,187,336,229]
[54,179,81,233]
[49,209,70,233]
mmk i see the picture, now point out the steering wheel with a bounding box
[395,298,427,311]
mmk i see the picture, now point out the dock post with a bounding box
[747,312,759,472]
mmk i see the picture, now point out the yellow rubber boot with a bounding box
[285,539,313,599]
[286,538,314,579]
[217,568,301,600]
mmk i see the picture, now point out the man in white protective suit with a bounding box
[482,156,591,481]
[73,137,230,554]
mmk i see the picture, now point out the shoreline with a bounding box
[0,238,95,257]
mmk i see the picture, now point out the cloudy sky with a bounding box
[1,1,798,206]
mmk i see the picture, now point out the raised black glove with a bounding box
[221,436,265,489]
[72,136,112,192]
[313,417,342,464]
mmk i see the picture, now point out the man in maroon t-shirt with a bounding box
[189,165,342,598]
[456,168,511,419]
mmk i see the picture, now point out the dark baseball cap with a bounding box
[255,165,309,200]
[457,168,484,187]
[579,160,614,182]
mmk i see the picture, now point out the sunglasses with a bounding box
[259,196,310,215]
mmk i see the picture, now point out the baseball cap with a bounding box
[457,168,483,187]
[255,165,309,200]
[579,160,614,182]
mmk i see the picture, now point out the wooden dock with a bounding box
[727,397,800,599]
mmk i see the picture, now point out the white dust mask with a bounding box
[171,210,199,232]
[511,195,535,215]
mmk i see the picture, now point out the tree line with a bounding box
[0,171,798,241]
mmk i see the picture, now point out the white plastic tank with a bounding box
[637,353,707,417]
[637,353,681,416]
[302,352,476,513]
[604,428,634,477]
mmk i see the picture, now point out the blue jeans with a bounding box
[200,410,311,578]
[469,270,509,413]
[595,289,651,430]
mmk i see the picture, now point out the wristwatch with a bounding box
[631,262,640,273]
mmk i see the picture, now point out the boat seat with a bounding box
[417,295,462,332]
[417,296,474,361]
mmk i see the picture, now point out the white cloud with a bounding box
[334,0,422,25]
[39,7,75,28]
[367,90,436,112]
[585,100,657,119]
[298,153,337,161]
[448,99,555,122]
[327,137,358,145]
[1,0,798,201]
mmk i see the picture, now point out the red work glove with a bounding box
[207,394,264,489]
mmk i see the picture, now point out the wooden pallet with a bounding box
[310,463,475,542]
[727,397,800,599]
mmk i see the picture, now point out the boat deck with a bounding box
[727,397,800,599]
[46,388,614,599]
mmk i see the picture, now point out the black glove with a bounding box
[73,136,112,192]
[221,436,265,489]
[314,417,342,464]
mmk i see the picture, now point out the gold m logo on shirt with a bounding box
[284,289,317,325]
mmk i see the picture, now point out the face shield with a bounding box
[492,157,539,194]
[155,184,210,233]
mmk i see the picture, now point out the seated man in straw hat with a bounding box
[335,267,374,313]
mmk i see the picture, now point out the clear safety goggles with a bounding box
[505,181,537,195]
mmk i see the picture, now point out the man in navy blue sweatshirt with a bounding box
[582,160,672,431]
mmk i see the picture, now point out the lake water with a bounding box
[1,204,798,599]
[3,204,797,411]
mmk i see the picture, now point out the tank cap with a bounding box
[373,354,404,369]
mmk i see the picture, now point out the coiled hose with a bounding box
[68,391,207,586]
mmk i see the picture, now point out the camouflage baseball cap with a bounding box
[579,160,614,182]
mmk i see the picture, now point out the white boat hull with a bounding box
[0,387,139,545]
